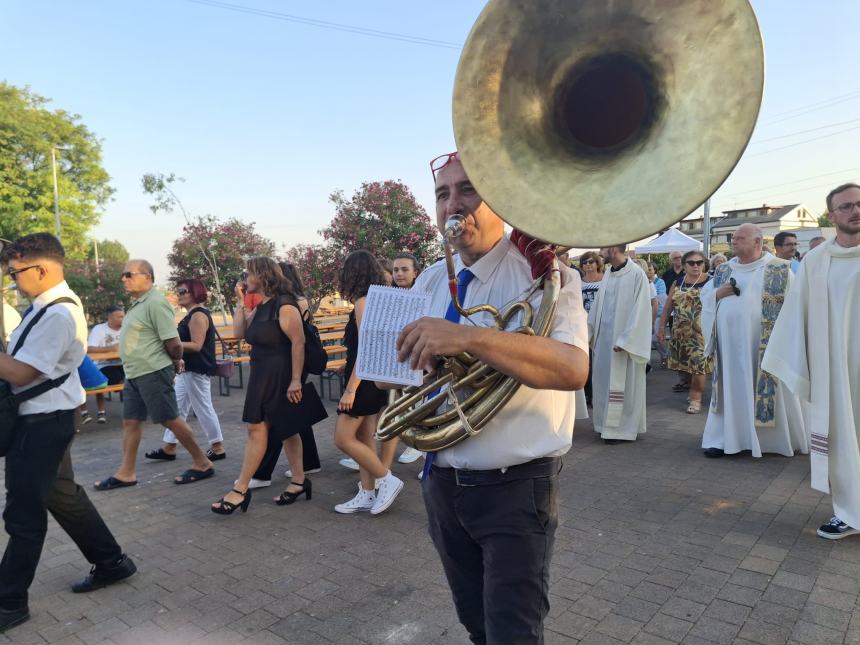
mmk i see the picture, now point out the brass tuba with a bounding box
[377,0,764,451]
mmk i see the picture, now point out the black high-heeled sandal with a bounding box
[275,479,312,506]
[211,488,252,515]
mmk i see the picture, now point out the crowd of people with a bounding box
[0,176,857,643]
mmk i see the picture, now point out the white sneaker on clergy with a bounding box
[371,473,404,516]
[334,484,376,514]
[236,478,271,490]
[397,447,424,464]
[338,458,360,471]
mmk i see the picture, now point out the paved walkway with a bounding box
[1,366,858,645]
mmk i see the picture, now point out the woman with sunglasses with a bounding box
[145,279,225,463]
[657,251,713,413]
[579,251,604,407]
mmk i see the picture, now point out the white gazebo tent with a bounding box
[635,227,702,254]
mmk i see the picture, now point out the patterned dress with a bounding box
[668,277,713,375]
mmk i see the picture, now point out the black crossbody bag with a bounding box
[0,297,77,456]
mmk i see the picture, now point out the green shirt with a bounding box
[119,288,178,380]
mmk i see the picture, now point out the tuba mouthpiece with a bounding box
[445,214,466,239]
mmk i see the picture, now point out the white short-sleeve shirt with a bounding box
[8,281,87,414]
[411,235,588,470]
[88,322,122,367]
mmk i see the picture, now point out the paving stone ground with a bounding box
[1,365,859,645]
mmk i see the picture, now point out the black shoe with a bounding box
[211,488,252,515]
[72,554,137,593]
[275,479,312,506]
[0,607,29,633]
[206,448,227,461]
[144,448,176,461]
[603,439,623,445]
[703,448,725,458]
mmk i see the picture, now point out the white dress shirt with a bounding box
[8,281,87,415]
[411,235,588,469]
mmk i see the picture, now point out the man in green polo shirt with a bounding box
[94,260,214,490]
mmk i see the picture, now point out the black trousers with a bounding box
[253,424,321,481]
[0,410,123,610]
[422,460,560,645]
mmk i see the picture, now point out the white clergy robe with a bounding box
[700,253,807,457]
[588,261,652,440]
[762,240,860,528]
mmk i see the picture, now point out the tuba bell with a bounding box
[377,0,764,451]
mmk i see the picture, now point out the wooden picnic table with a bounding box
[87,350,121,362]
[319,330,345,343]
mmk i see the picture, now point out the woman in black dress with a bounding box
[251,262,326,489]
[212,258,307,514]
[333,251,404,516]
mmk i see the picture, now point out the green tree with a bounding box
[321,180,441,267]
[283,243,341,314]
[817,211,834,228]
[0,83,113,258]
[88,238,130,265]
[167,215,276,318]
[66,258,132,324]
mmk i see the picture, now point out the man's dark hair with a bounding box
[105,305,123,316]
[393,252,421,274]
[826,183,860,211]
[1,232,65,264]
[773,231,797,247]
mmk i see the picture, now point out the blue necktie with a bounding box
[422,269,475,481]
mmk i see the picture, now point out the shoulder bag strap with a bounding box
[9,296,78,404]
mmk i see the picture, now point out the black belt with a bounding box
[18,409,75,425]
[431,456,561,487]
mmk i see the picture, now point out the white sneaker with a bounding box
[371,473,404,515]
[339,457,359,471]
[235,478,271,490]
[284,467,321,478]
[398,447,424,464]
[417,469,424,481]
[334,484,375,514]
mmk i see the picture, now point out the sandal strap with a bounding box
[231,488,247,496]
[289,480,305,486]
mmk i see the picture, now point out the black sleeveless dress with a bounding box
[242,296,327,439]
[338,310,388,418]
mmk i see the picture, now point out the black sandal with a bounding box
[145,448,176,461]
[211,488,252,515]
[275,479,312,506]
[206,448,227,461]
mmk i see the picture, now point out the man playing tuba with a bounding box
[396,152,589,644]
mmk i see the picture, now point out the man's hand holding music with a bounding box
[397,317,474,372]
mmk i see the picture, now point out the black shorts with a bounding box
[123,366,180,424]
[100,365,125,386]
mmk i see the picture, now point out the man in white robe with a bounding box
[762,182,860,540]
[588,245,652,443]
[700,223,807,458]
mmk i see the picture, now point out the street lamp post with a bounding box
[50,145,70,241]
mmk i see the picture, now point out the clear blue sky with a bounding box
[2,1,859,279]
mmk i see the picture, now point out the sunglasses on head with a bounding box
[685,260,705,266]
[430,151,460,178]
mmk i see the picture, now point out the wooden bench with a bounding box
[319,358,347,401]
[86,383,125,401]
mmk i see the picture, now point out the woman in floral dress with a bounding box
[657,250,713,413]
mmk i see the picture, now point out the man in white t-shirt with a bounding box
[85,306,125,423]
[395,151,589,644]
